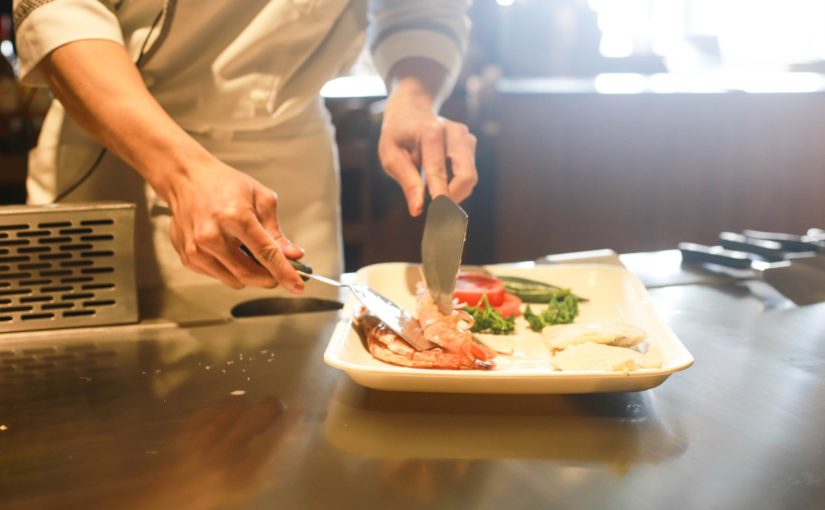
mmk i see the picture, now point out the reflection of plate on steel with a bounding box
[324,263,694,394]
[324,379,687,465]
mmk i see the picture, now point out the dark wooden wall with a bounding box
[488,90,825,262]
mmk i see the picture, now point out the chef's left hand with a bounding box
[378,79,478,217]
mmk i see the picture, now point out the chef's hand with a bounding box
[378,59,478,217]
[162,159,306,291]
[38,40,305,292]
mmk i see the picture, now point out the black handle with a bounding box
[678,242,754,269]
[289,259,313,275]
[742,229,821,253]
[719,232,786,261]
[240,245,312,280]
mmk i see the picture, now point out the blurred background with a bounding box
[3,0,825,271]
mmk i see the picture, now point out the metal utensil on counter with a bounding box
[732,230,825,272]
[678,242,825,305]
[421,195,469,315]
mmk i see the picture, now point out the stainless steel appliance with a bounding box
[0,202,138,333]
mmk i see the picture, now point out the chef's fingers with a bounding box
[170,217,244,288]
[380,142,425,216]
[190,219,278,289]
[445,121,478,203]
[253,188,304,261]
[227,216,305,293]
[190,253,246,289]
[420,119,449,200]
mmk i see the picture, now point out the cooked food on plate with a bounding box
[551,342,662,372]
[355,271,661,373]
[544,322,646,349]
[354,282,496,370]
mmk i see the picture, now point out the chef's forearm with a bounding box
[39,39,207,201]
[386,57,452,113]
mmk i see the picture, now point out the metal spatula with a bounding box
[288,260,433,351]
[240,245,432,351]
[679,242,825,305]
[421,196,469,314]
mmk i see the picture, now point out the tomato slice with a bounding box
[454,273,505,306]
[493,292,522,318]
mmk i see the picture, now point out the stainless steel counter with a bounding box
[1,252,824,510]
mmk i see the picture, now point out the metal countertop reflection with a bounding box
[1,253,824,510]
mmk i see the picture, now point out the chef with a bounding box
[12,0,478,292]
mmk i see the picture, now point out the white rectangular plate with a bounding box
[323,262,693,394]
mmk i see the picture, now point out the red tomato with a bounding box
[493,292,522,318]
[454,273,505,306]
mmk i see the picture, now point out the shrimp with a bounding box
[415,283,497,364]
[359,313,492,370]
[353,282,496,370]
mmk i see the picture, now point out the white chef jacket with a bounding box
[12,0,470,289]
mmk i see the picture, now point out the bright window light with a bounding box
[588,0,825,72]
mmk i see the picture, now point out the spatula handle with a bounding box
[719,232,785,261]
[678,242,753,269]
[240,244,313,281]
[742,229,822,253]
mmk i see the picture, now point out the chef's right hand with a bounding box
[160,159,306,291]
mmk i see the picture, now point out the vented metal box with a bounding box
[0,202,138,333]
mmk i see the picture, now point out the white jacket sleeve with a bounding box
[13,0,124,86]
[368,0,470,90]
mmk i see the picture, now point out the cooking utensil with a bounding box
[743,229,825,252]
[678,242,825,305]
[239,245,432,351]
[734,230,825,272]
[287,259,433,351]
[421,195,468,315]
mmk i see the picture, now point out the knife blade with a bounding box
[421,195,469,315]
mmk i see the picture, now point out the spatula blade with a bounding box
[421,196,468,315]
[348,285,432,351]
[761,261,825,306]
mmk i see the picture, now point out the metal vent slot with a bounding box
[0,203,137,332]
[38,237,72,244]
[62,276,94,283]
[19,246,51,253]
[59,228,93,235]
[64,310,95,317]
[80,219,114,226]
[40,253,71,260]
[20,279,52,286]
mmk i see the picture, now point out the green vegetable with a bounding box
[498,275,587,303]
[523,305,545,332]
[541,289,579,325]
[523,289,581,332]
[464,295,516,335]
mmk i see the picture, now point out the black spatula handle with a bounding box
[679,242,753,269]
[742,230,821,253]
[240,244,312,280]
[719,232,785,261]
